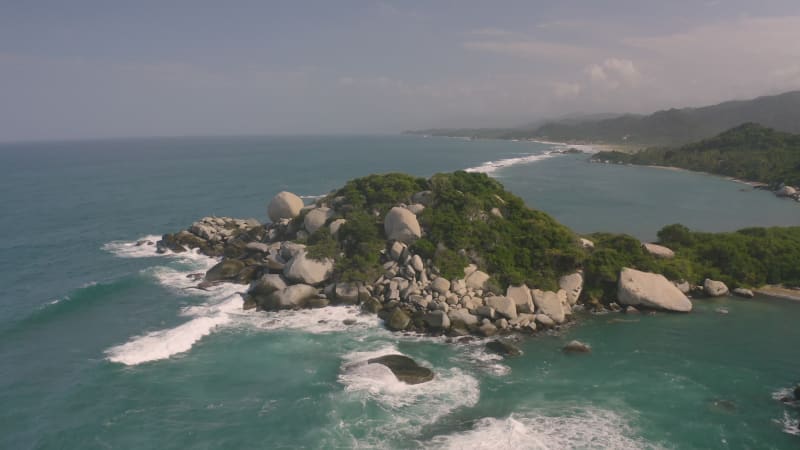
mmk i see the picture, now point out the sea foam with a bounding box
[337,345,480,442]
[103,237,382,366]
[427,408,658,450]
[465,152,559,174]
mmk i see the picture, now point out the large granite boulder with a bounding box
[205,259,246,282]
[732,287,754,298]
[559,272,583,305]
[384,207,421,243]
[283,251,334,285]
[329,218,346,236]
[506,285,534,313]
[617,267,692,312]
[465,270,490,290]
[532,289,567,323]
[304,207,334,234]
[486,296,517,320]
[643,243,675,259]
[333,282,360,304]
[268,191,304,222]
[411,190,434,206]
[448,309,479,328]
[367,354,434,384]
[704,279,729,297]
[269,284,318,310]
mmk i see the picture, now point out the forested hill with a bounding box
[593,123,800,186]
[405,91,800,147]
[534,91,800,146]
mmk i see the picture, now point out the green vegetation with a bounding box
[308,171,800,305]
[595,123,800,186]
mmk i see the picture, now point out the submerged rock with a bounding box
[485,339,522,357]
[367,354,434,385]
[563,340,591,353]
[617,267,692,312]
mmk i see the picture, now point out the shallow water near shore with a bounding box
[1,135,799,448]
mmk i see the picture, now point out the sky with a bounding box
[1,0,800,141]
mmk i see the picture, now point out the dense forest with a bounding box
[593,123,800,186]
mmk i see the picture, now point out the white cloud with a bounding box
[553,81,582,98]
[585,58,641,90]
[463,39,596,62]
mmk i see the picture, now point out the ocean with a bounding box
[1,135,799,448]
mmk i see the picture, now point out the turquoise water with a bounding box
[1,135,799,448]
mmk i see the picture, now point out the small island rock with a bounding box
[367,354,434,384]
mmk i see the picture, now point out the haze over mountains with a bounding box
[407,91,800,146]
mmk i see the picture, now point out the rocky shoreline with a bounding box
[152,178,748,343]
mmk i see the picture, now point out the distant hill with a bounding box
[593,123,800,186]
[535,91,800,146]
[405,91,800,146]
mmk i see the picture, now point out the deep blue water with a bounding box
[1,135,799,449]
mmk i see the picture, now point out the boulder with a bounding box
[486,296,517,320]
[485,340,522,357]
[334,282,360,304]
[411,254,424,272]
[704,279,729,297]
[532,289,567,323]
[389,241,407,261]
[732,287,754,298]
[475,305,496,320]
[268,191,304,222]
[386,308,411,331]
[674,281,691,295]
[776,185,797,197]
[643,243,675,259]
[506,285,534,314]
[367,354,434,384]
[580,238,595,249]
[448,309,479,328]
[283,251,334,285]
[205,259,246,282]
[384,207,421,243]
[559,273,583,305]
[303,207,333,234]
[245,242,271,253]
[423,310,451,330]
[465,270,490,290]
[249,274,287,296]
[478,322,498,337]
[535,314,555,328]
[563,340,591,353]
[430,277,451,295]
[617,267,692,312]
[270,284,318,309]
[405,203,425,215]
[329,218,346,236]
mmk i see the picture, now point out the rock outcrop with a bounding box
[704,279,729,297]
[617,267,692,312]
[367,354,434,384]
[303,207,333,234]
[283,251,333,285]
[532,289,567,323]
[643,243,675,259]
[559,273,583,305]
[268,191,304,222]
[383,207,422,243]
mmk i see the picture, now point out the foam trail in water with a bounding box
[427,408,658,450]
[465,153,559,174]
[102,235,163,258]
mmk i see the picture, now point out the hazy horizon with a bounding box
[2,0,800,142]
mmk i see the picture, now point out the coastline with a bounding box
[755,285,800,302]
